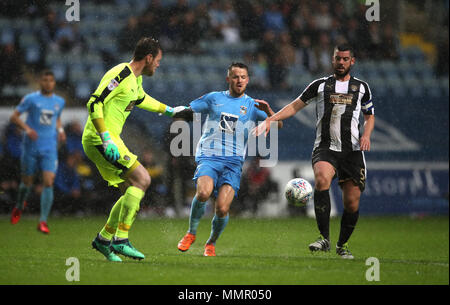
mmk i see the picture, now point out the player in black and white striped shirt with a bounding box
[254,44,375,259]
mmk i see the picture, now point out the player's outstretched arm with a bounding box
[253,97,307,137]
[254,99,283,129]
[136,94,187,118]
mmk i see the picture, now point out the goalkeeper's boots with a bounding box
[308,235,331,252]
[92,235,122,262]
[37,221,50,234]
[336,243,354,259]
[203,243,216,257]
[111,238,145,260]
[177,232,196,252]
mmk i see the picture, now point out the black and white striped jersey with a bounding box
[298,75,374,152]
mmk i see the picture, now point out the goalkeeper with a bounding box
[82,37,185,262]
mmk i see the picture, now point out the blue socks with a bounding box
[206,214,229,245]
[188,196,229,245]
[188,196,207,235]
[15,182,32,210]
[39,186,54,222]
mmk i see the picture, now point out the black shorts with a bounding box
[311,148,367,192]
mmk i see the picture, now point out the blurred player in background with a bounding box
[175,62,282,256]
[10,70,66,234]
[83,37,185,262]
[254,45,375,259]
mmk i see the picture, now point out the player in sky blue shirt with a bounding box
[175,62,283,256]
[9,70,66,234]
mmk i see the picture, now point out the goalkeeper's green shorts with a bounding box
[82,137,138,187]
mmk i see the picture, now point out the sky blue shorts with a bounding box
[21,147,58,175]
[193,156,243,197]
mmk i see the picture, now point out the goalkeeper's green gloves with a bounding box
[99,131,120,163]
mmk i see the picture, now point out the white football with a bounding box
[284,178,313,207]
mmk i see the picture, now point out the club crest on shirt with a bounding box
[330,93,353,105]
[240,106,247,115]
[350,84,359,92]
[108,79,119,91]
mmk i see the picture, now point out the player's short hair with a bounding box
[40,69,55,78]
[227,62,249,76]
[133,37,161,61]
[333,44,355,57]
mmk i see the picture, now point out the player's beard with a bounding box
[334,65,351,78]
[143,67,154,76]
[40,87,54,95]
[230,84,246,97]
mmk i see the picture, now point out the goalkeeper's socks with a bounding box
[99,196,124,240]
[115,186,145,239]
[15,182,31,210]
[39,186,54,222]
[188,196,207,235]
[206,214,229,245]
[313,189,331,241]
[337,209,359,247]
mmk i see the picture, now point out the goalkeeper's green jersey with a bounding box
[82,63,164,145]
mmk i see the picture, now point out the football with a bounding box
[284,178,313,207]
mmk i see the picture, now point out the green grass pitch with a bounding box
[0,215,448,285]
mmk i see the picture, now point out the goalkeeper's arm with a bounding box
[86,95,120,162]
[136,94,188,117]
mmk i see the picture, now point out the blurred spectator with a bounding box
[365,23,383,59]
[118,17,142,53]
[314,3,333,31]
[295,35,317,73]
[314,31,333,74]
[222,2,241,43]
[39,9,59,51]
[194,2,213,41]
[0,123,22,209]
[179,10,202,53]
[239,156,277,215]
[381,24,400,60]
[54,151,82,214]
[0,123,22,178]
[64,121,84,157]
[209,0,241,43]
[142,0,165,34]
[54,23,85,54]
[141,149,168,212]
[258,30,288,89]
[164,119,196,214]
[263,3,287,34]
[246,52,269,90]
[234,0,264,41]
[436,27,449,76]
[139,11,162,41]
[0,43,23,87]
[278,32,296,68]
[167,0,189,18]
[0,0,29,18]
